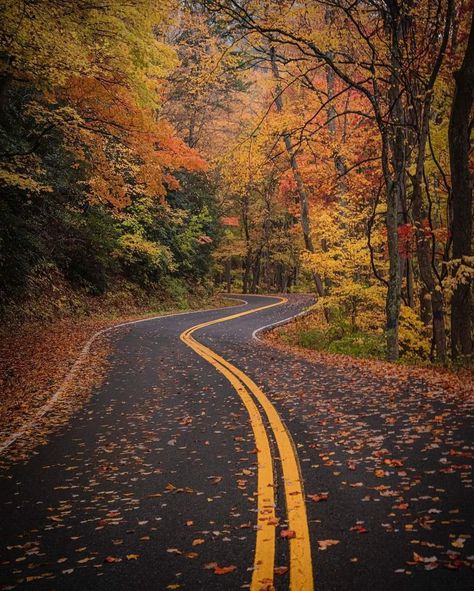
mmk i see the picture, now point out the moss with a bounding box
[284,326,386,359]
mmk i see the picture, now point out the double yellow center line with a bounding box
[180,297,314,591]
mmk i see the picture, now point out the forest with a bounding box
[1,0,473,365]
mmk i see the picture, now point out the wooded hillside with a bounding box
[0,0,472,365]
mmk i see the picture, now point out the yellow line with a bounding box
[183,337,276,589]
[180,297,314,591]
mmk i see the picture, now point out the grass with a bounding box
[284,326,387,359]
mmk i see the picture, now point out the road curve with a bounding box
[0,295,314,591]
[1,294,473,591]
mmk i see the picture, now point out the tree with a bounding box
[448,12,474,359]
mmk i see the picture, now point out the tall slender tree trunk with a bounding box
[325,9,348,191]
[383,9,405,361]
[411,105,447,362]
[241,195,251,295]
[384,164,402,361]
[225,258,231,293]
[448,15,474,359]
[406,0,452,362]
[251,248,262,293]
[269,46,326,301]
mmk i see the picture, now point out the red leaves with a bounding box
[308,492,328,503]
[280,529,296,539]
[274,566,289,575]
[350,525,368,534]
[397,223,416,259]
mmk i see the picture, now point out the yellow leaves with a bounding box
[0,168,52,194]
[398,305,431,361]
[116,234,175,274]
[2,1,207,207]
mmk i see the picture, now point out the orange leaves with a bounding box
[308,492,328,503]
[61,76,207,209]
[383,458,403,467]
[394,503,409,510]
[221,216,240,227]
[205,563,237,575]
[213,565,237,575]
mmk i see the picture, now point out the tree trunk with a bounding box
[251,248,262,293]
[383,12,405,361]
[411,102,447,362]
[448,15,474,359]
[407,0,452,362]
[243,254,251,294]
[241,196,251,295]
[269,46,326,301]
[225,258,231,293]
[385,172,402,361]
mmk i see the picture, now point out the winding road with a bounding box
[0,295,472,591]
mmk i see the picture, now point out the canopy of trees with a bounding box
[1,0,472,364]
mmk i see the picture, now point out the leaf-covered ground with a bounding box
[0,297,232,462]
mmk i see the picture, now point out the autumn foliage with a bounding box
[0,0,472,364]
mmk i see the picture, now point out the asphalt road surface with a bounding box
[0,295,472,591]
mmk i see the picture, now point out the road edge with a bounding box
[0,298,246,454]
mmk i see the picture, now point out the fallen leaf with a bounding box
[318,539,340,550]
[308,493,328,503]
[214,565,237,575]
[350,525,368,534]
[280,529,296,539]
